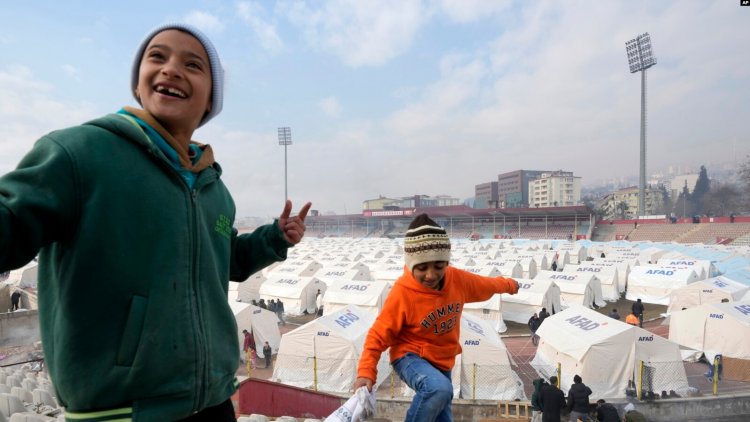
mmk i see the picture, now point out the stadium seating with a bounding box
[0,394,26,419]
[9,413,55,422]
[678,223,750,244]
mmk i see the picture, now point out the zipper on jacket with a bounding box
[189,186,209,412]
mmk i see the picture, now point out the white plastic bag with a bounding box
[324,386,376,422]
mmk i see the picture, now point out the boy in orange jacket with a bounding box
[354,214,519,421]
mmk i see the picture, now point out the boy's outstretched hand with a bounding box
[279,200,312,245]
[354,376,373,392]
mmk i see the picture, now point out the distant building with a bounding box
[528,171,581,208]
[497,170,549,208]
[476,169,578,209]
[362,194,460,212]
[474,181,499,209]
[597,186,664,219]
[362,196,400,211]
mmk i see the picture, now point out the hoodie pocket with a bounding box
[116,295,147,366]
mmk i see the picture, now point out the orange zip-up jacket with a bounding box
[356,265,519,383]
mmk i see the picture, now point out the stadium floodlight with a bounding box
[625,32,657,217]
[278,127,292,202]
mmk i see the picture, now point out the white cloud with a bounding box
[183,10,225,34]
[438,0,513,23]
[61,64,80,81]
[318,96,342,118]
[0,65,98,174]
[285,0,428,67]
[236,1,284,53]
[380,1,750,189]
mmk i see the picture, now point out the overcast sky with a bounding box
[1,1,748,219]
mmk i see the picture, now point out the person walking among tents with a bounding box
[625,310,640,326]
[528,313,541,346]
[268,299,277,313]
[530,378,548,422]
[632,298,645,327]
[539,307,551,325]
[276,298,286,325]
[567,374,593,422]
[316,289,324,317]
[10,290,22,311]
[262,341,273,369]
[539,375,566,422]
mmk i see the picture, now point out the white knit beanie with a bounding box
[131,23,224,127]
[403,214,451,271]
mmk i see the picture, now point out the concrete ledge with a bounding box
[0,309,40,348]
[371,393,750,422]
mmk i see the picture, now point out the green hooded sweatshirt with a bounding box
[0,114,290,421]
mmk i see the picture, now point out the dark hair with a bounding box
[573,374,582,384]
[597,399,606,404]
[549,376,558,384]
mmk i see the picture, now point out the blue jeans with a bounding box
[392,353,453,422]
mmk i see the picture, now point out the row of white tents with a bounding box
[3,235,748,400]
[222,237,750,399]
[228,237,747,320]
[271,305,526,400]
[266,299,750,400]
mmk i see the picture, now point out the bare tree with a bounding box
[702,183,741,217]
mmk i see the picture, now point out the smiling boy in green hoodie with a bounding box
[0,23,310,422]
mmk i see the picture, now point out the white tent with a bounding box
[598,257,634,293]
[463,293,507,334]
[372,263,405,283]
[551,250,570,270]
[534,270,605,309]
[638,247,669,265]
[626,267,700,305]
[502,278,562,324]
[258,275,327,315]
[531,306,689,399]
[556,244,587,264]
[4,261,38,289]
[667,276,750,313]
[315,268,373,288]
[501,255,538,279]
[230,301,281,359]
[667,301,750,362]
[321,279,392,318]
[454,313,526,400]
[318,261,373,278]
[264,259,323,278]
[458,265,505,278]
[529,253,550,271]
[272,305,391,393]
[480,260,523,278]
[656,258,716,280]
[563,264,619,302]
[234,271,266,303]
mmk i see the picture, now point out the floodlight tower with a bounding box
[625,32,657,217]
[278,127,292,201]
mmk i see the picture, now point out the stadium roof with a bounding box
[308,205,594,221]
